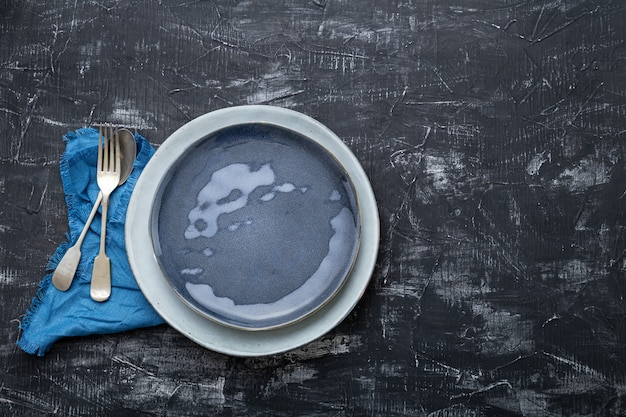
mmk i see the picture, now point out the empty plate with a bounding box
[152,122,360,330]
[127,105,379,355]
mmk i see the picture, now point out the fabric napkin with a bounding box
[18,127,165,356]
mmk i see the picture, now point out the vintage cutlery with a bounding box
[90,124,122,302]
[52,127,136,292]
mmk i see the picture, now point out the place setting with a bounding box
[18,105,379,357]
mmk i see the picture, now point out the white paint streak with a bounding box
[110,100,154,129]
[36,116,67,127]
[278,364,317,385]
[508,195,521,227]
[526,150,551,176]
[424,153,465,192]
[432,259,535,356]
[472,303,535,355]
[542,351,608,381]
[123,376,226,409]
[0,268,18,284]
[558,157,611,192]
[112,356,156,377]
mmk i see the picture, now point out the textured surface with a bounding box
[1,0,626,415]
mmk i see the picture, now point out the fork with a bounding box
[90,124,121,302]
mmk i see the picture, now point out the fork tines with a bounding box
[97,124,118,172]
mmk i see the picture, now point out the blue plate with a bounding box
[128,106,379,355]
[151,122,361,330]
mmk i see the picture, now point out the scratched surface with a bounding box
[2,0,626,415]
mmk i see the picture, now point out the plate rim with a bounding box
[126,105,380,356]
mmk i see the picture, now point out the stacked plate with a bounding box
[126,106,379,356]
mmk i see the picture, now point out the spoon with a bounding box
[52,128,137,291]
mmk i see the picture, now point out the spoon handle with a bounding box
[51,192,103,291]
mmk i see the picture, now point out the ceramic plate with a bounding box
[127,106,379,355]
[153,122,360,330]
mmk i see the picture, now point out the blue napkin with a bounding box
[18,127,165,356]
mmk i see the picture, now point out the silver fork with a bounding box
[90,124,121,302]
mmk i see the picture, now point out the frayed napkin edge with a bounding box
[18,129,91,355]
[18,238,70,356]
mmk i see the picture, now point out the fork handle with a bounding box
[91,253,111,302]
[90,195,112,302]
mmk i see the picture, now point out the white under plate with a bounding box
[126,105,379,356]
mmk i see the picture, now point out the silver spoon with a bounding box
[52,128,137,291]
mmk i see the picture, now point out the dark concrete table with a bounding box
[2,1,625,415]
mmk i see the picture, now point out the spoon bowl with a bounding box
[117,129,137,182]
